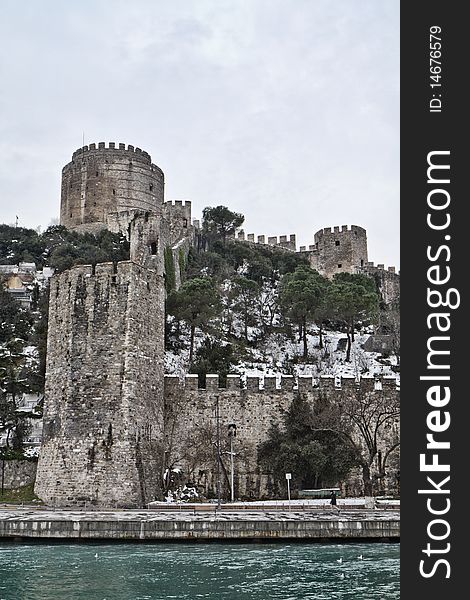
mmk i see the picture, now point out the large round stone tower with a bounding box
[60,142,164,233]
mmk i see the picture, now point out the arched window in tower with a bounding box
[183,218,188,228]
[335,240,340,246]
[150,241,158,256]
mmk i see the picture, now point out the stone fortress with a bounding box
[35,142,400,507]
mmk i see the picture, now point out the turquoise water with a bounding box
[0,542,399,600]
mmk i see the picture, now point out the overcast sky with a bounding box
[0,0,399,268]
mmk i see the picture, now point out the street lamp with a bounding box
[215,397,221,509]
[285,472,292,510]
[227,424,237,502]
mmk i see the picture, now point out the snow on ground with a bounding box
[165,325,399,382]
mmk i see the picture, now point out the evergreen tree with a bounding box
[202,206,244,246]
[167,277,221,363]
[279,266,329,359]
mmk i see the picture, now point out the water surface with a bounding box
[0,542,399,600]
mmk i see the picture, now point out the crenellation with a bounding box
[226,374,242,390]
[280,375,295,391]
[319,376,335,391]
[240,232,296,251]
[205,374,219,391]
[263,376,277,392]
[94,262,115,276]
[297,376,313,392]
[185,374,199,391]
[246,376,260,392]
[358,377,376,392]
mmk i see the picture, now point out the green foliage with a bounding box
[0,483,42,505]
[279,266,329,358]
[325,274,380,360]
[0,225,43,266]
[0,337,41,452]
[167,277,221,362]
[228,276,261,341]
[202,206,244,246]
[164,247,176,293]
[0,224,130,272]
[258,395,360,493]
[189,339,237,387]
[178,247,186,278]
[0,282,33,344]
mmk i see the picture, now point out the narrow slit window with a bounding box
[150,242,157,255]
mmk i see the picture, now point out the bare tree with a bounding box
[309,383,400,496]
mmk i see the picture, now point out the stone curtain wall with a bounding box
[358,263,400,306]
[2,460,37,490]
[35,257,165,508]
[60,143,164,234]
[164,375,399,500]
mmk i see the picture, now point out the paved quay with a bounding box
[0,507,400,541]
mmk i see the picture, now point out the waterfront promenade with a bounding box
[0,506,399,541]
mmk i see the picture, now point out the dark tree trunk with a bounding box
[302,316,308,359]
[189,324,196,364]
[319,321,323,349]
[362,462,373,497]
[345,326,352,362]
[351,317,355,342]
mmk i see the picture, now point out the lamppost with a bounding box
[285,472,292,510]
[215,396,221,509]
[227,423,237,502]
[1,438,6,497]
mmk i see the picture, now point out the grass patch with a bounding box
[0,483,43,505]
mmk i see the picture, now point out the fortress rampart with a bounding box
[35,143,399,507]
[164,374,399,499]
[234,231,297,251]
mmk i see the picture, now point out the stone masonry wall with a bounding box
[307,225,368,278]
[164,374,399,500]
[357,263,400,306]
[1,460,37,490]
[60,143,164,234]
[35,255,165,508]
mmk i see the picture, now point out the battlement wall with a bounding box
[314,225,367,240]
[163,374,399,499]
[71,142,153,164]
[234,230,296,251]
[164,373,398,393]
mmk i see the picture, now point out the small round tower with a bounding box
[312,225,368,278]
[60,142,164,233]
